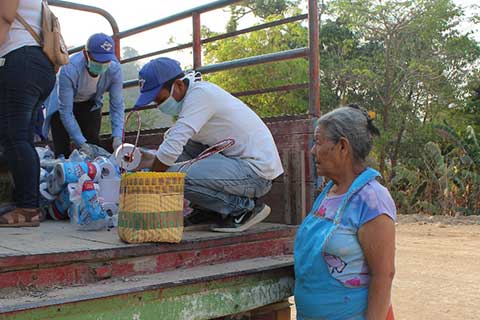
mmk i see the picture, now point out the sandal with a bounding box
[0,202,16,215]
[0,208,40,227]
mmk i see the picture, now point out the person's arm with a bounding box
[135,122,196,172]
[0,0,19,45]
[136,149,169,172]
[358,214,396,320]
[151,157,169,172]
[150,87,214,172]
[148,122,197,173]
[108,65,125,141]
[57,69,86,147]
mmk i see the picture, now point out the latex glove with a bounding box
[79,143,94,158]
[112,137,122,151]
[136,148,156,170]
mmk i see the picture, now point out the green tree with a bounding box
[101,46,173,135]
[226,0,300,32]
[328,0,480,178]
[199,0,480,216]
[204,11,310,116]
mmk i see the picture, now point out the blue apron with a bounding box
[294,168,380,320]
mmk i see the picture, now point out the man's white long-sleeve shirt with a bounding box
[156,81,283,181]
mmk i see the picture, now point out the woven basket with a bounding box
[118,172,186,243]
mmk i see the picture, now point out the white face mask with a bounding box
[157,84,183,116]
[156,71,202,116]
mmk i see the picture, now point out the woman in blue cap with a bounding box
[43,33,125,158]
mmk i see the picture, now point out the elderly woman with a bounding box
[294,105,396,320]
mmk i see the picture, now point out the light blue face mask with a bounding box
[157,72,200,116]
[87,60,110,75]
[157,82,184,116]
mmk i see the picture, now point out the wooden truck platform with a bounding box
[0,221,295,320]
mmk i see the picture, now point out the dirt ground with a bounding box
[291,214,480,320]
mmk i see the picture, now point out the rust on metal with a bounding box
[308,0,321,117]
[192,12,202,69]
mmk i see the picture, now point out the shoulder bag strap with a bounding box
[15,13,42,45]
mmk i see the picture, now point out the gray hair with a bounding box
[317,104,380,161]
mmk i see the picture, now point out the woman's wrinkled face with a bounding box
[311,126,341,177]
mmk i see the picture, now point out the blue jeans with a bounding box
[168,140,272,217]
[0,46,56,208]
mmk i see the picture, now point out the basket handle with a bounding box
[177,138,235,172]
[119,111,142,171]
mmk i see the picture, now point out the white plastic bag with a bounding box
[68,174,108,231]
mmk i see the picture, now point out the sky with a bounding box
[51,0,479,71]
[52,0,262,69]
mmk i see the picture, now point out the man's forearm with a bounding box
[151,156,169,172]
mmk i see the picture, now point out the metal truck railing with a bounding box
[48,0,320,119]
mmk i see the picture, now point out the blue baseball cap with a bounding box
[86,33,116,63]
[134,57,183,108]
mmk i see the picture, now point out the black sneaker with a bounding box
[210,203,271,233]
[184,209,221,227]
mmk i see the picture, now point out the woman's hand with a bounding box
[359,214,396,320]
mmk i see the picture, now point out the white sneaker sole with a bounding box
[211,204,271,233]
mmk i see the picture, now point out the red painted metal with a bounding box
[53,0,318,110]
[203,14,307,45]
[231,83,309,98]
[308,0,320,117]
[114,37,120,60]
[1,263,293,317]
[120,14,308,65]
[0,227,295,290]
[114,0,244,40]
[120,43,193,65]
[99,115,317,224]
[192,12,202,69]
[49,0,120,55]
[0,228,294,269]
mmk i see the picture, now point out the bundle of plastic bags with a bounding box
[68,174,108,231]
[36,146,121,230]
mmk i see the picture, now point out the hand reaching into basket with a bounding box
[136,149,169,172]
[135,149,156,171]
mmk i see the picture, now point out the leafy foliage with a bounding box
[391,125,480,215]
[204,0,480,215]
[204,11,310,116]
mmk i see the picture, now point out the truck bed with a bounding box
[0,221,296,319]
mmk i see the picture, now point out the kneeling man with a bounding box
[135,57,283,232]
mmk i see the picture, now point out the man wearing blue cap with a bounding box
[43,33,125,157]
[135,57,284,233]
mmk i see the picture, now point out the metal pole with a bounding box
[48,0,121,56]
[114,38,121,60]
[197,48,308,74]
[308,0,320,117]
[120,14,308,65]
[48,0,119,35]
[116,0,243,39]
[192,12,202,69]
